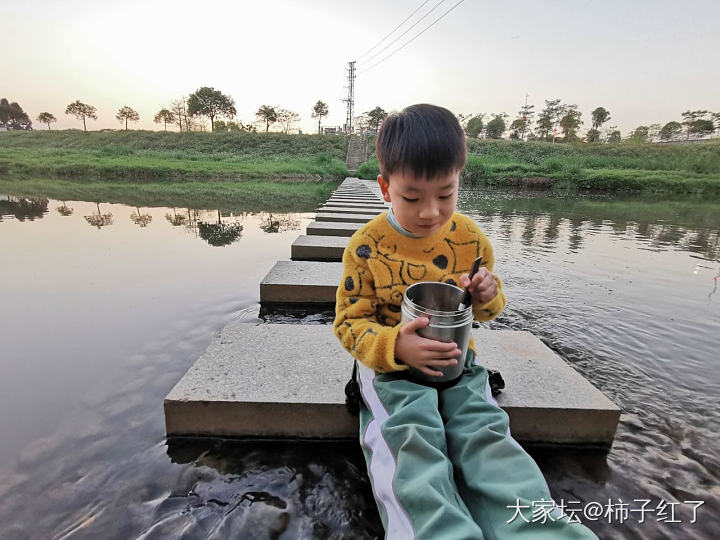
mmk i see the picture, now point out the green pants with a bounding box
[357,350,598,539]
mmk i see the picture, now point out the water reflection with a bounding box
[1,190,719,538]
[0,195,48,221]
[196,210,243,247]
[130,207,153,227]
[258,213,302,234]
[84,202,114,229]
[457,190,720,262]
[56,201,73,216]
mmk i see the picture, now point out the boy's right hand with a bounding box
[395,317,462,377]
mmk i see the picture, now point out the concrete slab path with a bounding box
[165,323,620,446]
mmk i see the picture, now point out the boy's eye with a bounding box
[439,193,454,200]
[402,197,419,202]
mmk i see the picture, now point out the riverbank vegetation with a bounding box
[0,130,349,180]
[358,139,720,196]
[0,177,337,212]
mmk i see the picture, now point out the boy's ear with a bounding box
[377,174,391,202]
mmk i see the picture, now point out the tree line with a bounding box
[0,88,335,134]
[3,91,719,143]
[457,100,720,143]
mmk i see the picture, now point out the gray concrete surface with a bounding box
[306,221,363,237]
[315,212,378,223]
[316,206,385,215]
[291,235,348,261]
[259,260,342,303]
[165,323,620,445]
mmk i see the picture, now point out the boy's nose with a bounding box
[419,204,440,219]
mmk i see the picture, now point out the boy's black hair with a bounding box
[375,103,467,181]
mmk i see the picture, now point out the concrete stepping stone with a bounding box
[315,212,378,223]
[330,197,376,201]
[306,221,363,237]
[323,202,387,210]
[164,323,620,446]
[316,206,385,215]
[259,260,342,303]
[291,235,348,261]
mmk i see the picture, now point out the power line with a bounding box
[356,0,433,62]
[358,0,448,67]
[358,0,465,75]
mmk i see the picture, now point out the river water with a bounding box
[0,188,718,539]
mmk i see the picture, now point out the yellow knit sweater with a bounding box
[333,211,506,373]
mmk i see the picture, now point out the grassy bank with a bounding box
[0,177,339,212]
[358,139,720,195]
[0,130,350,181]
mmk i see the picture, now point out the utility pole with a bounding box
[342,61,356,134]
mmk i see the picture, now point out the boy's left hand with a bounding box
[459,267,498,304]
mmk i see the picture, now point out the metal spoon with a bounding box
[458,256,483,310]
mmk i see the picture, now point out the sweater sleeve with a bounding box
[333,234,407,373]
[469,223,507,322]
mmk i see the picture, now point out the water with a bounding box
[0,189,718,538]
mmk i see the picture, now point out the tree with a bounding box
[559,105,582,141]
[0,98,32,130]
[277,108,300,134]
[516,103,534,141]
[256,105,278,132]
[153,108,176,131]
[681,110,710,140]
[65,100,97,131]
[311,100,329,134]
[366,107,388,131]
[116,106,140,130]
[465,114,485,138]
[689,119,715,138]
[585,128,601,143]
[169,99,187,132]
[536,99,565,141]
[508,119,524,140]
[485,114,507,139]
[36,112,56,130]
[713,112,720,132]
[658,121,682,141]
[186,87,236,131]
[590,107,611,129]
[607,129,621,143]
[629,125,650,142]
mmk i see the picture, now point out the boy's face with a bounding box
[377,169,459,237]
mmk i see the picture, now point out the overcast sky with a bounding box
[3,0,719,135]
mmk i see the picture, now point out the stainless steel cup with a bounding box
[400,282,473,383]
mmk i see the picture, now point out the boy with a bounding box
[334,104,597,539]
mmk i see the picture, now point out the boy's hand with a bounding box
[395,317,462,377]
[459,267,498,304]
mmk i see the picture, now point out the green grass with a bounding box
[0,177,339,212]
[358,139,720,196]
[462,139,720,195]
[3,131,720,196]
[0,130,350,181]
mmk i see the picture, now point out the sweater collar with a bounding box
[382,211,455,243]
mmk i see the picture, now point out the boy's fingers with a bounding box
[420,366,444,377]
[425,358,459,366]
[472,268,489,287]
[424,348,462,359]
[401,316,429,334]
[420,339,458,352]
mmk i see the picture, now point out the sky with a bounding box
[3,0,719,135]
